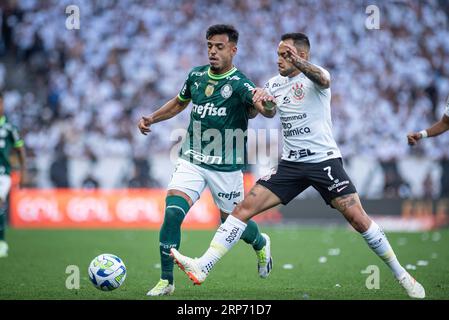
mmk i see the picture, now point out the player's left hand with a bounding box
[138,116,153,135]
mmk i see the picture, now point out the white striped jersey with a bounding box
[264,66,342,163]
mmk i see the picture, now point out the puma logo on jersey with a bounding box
[192,103,227,118]
[226,75,241,81]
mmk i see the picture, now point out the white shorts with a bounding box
[167,158,244,213]
[0,175,11,202]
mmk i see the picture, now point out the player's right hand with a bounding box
[138,116,153,135]
[407,132,422,146]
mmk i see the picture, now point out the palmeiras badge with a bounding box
[220,84,233,99]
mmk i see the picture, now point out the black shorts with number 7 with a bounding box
[256,158,357,206]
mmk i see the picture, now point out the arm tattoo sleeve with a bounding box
[292,57,330,88]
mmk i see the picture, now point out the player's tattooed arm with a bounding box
[282,43,330,89]
[138,96,189,135]
[291,58,330,89]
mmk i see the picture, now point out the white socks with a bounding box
[362,221,406,279]
[197,215,247,274]
[197,217,406,280]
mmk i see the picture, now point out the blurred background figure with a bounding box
[127,157,160,189]
[81,172,99,189]
[49,139,70,188]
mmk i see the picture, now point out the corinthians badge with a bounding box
[292,82,305,101]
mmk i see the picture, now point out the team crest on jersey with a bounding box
[220,84,233,99]
[205,84,215,97]
[292,83,305,101]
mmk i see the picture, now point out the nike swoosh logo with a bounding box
[274,94,281,98]
[337,186,348,193]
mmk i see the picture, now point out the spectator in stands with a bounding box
[0,0,448,197]
[440,156,449,199]
[81,173,100,189]
[49,139,70,188]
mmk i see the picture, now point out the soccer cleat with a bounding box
[146,279,175,296]
[170,248,207,285]
[0,241,8,258]
[256,233,272,278]
[398,272,425,299]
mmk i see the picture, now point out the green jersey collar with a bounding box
[208,66,237,80]
[0,116,5,126]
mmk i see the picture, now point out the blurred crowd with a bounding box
[0,0,448,195]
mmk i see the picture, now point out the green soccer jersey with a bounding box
[177,65,256,172]
[0,116,24,175]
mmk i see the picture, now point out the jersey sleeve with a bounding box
[177,71,192,102]
[314,66,331,91]
[237,78,256,108]
[11,125,24,148]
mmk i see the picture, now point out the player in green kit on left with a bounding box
[0,92,27,258]
[138,25,277,296]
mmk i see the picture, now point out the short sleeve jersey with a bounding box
[177,65,256,172]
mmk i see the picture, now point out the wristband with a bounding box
[419,130,428,138]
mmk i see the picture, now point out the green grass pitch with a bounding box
[0,227,448,300]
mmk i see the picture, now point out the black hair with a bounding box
[281,33,310,52]
[206,24,239,44]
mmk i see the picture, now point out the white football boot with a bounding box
[256,233,273,278]
[398,272,425,299]
[170,248,207,285]
[146,279,175,296]
[0,240,8,258]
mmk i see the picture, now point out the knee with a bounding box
[163,206,185,227]
[233,201,252,222]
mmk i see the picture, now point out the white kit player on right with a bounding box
[172,32,425,299]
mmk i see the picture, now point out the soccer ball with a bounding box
[88,253,127,291]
